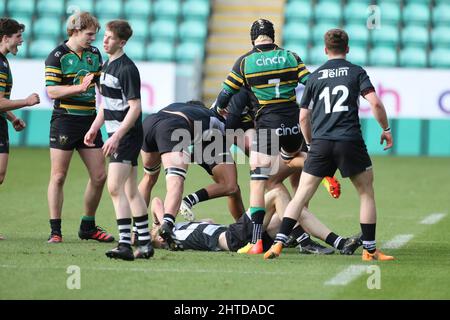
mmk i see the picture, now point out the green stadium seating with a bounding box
[175,41,205,62]
[12,16,32,40]
[314,1,342,24]
[403,3,430,27]
[124,0,152,19]
[7,0,35,16]
[369,46,398,67]
[285,1,313,23]
[312,23,340,45]
[401,25,429,48]
[33,17,62,39]
[153,0,180,19]
[431,26,450,49]
[95,0,123,19]
[66,0,94,14]
[149,19,178,41]
[283,42,309,63]
[282,22,310,46]
[309,45,327,65]
[406,0,431,3]
[0,0,4,16]
[36,0,65,17]
[345,23,369,46]
[182,0,210,21]
[429,48,450,68]
[178,20,208,41]
[29,38,57,59]
[378,3,401,25]
[432,4,450,27]
[344,2,369,23]
[347,45,367,66]
[126,39,146,61]
[399,47,427,68]
[128,18,149,41]
[371,25,399,46]
[146,40,175,61]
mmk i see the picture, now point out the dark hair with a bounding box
[186,100,206,108]
[0,18,25,39]
[324,29,349,54]
[250,19,275,44]
[106,20,133,41]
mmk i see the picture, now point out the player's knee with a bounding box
[224,183,240,196]
[165,167,186,189]
[250,167,270,181]
[51,172,68,186]
[91,171,107,186]
[0,173,5,185]
[107,181,122,198]
[144,163,161,176]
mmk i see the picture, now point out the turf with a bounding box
[0,148,449,299]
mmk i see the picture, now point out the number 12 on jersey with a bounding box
[319,85,349,114]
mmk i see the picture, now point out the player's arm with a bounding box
[363,91,393,150]
[214,57,245,112]
[84,104,104,147]
[6,111,26,132]
[292,52,310,86]
[300,107,312,146]
[0,69,39,112]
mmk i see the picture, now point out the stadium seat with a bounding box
[146,40,175,61]
[401,25,429,48]
[399,47,427,68]
[7,0,35,16]
[175,41,205,63]
[125,39,146,61]
[431,26,450,49]
[0,0,4,16]
[95,0,123,19]
[309,45,327,65]
[345,23,369,46]
[182,0,210,21]
[178,20,208,41]
[406,0,431,5]
[347,45,368,66]
[283,42,309,63]
[378,2,401,26]
[283,21,310,46]
[402,3,430,27]
[429,48,450,68]
[369,46,398,67]
[36,0,65,17]
[29,39,58,59]
[149,19,178,41]
[344,2,370,24]
[124,0,152,19]
[32,17,62,40]
[314,1,342,24]
[285,0,313,23]
[66,0,94,14]
[153,0,180,19]
[128,18,149,41]
[432,4,450,27]
[12,16,32,41]
[371,25,399,46]
[312,23,340,45]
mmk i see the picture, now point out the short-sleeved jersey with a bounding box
[45,41,102,116]
[222,43,310,117]
[225,87,257,130]
[300,59,375,141]
[100,53,141,135]
[173,221,228,251]
[0,53,13,119]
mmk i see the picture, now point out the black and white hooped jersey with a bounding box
[100,53,142,135]
[300,59,375,141]
[173,221,228,251]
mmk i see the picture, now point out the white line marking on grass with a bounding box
[420,213,447,225]
[324,265,367,286]
[381,234,414,249]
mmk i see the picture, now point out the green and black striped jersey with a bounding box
[0,52,13,119]
[45,41,102,116]
[222,43,310,116]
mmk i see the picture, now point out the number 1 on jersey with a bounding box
[269,78,281,98]
[319,85,349,114]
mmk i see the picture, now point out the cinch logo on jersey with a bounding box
[275,123,300,136]
[318,67,349,80]
[256,56,286,66]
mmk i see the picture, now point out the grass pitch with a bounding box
[0,148,449,299]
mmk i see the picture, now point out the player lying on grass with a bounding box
[145,184,362,254]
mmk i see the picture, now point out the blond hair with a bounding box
[66,12,100,37]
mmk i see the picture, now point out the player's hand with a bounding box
[83,128,97,147]
[102,135,120,157]
[12,118,26,131]
[217,107,228,117]
[380,131,393,150]
[25,93,40,106]
[79,73,95,93]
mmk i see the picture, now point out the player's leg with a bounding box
[138,151,161,207]
[77,148,113,242]
[0,153,8,185]
[47,148,73,242]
